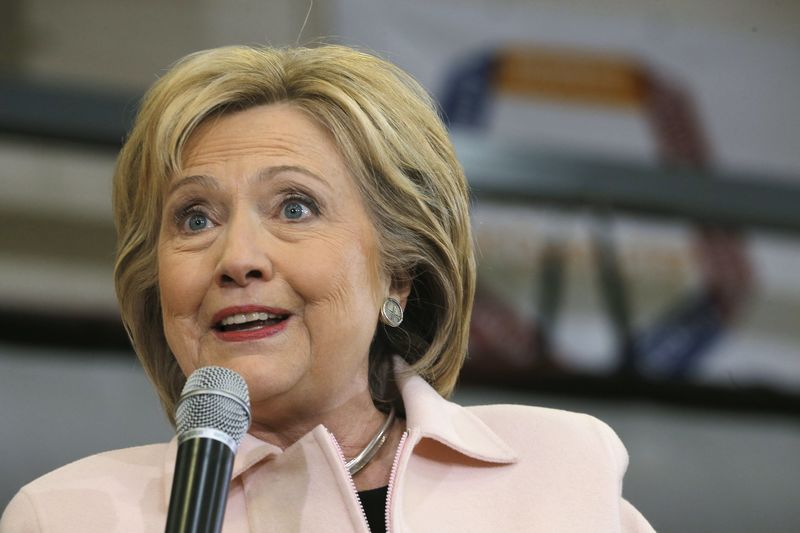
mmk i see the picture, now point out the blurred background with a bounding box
[1,1,799,531]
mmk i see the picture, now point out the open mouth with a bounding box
[215,312,289,332]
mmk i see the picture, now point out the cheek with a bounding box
[294,232,385,312]
[158,251,209,376]
[159,255,192,317]
[157,240,210,316]
[157,246,209,361]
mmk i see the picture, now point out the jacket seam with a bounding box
[16,488,43,533]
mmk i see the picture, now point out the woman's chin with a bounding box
[211,354,308,400]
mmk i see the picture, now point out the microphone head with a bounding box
[175,366,251,447]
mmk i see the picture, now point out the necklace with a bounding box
[345,406,396,476]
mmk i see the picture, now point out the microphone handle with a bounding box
[165,438,235,533]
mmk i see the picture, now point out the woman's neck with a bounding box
[246,393,405,489]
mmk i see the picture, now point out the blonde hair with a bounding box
[113,45,475,423]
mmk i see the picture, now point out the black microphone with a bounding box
[165,366,251,533]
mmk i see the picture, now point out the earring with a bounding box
[380,297,403,327]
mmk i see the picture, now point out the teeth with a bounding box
[219,312,280,326]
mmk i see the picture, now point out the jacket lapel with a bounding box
[395,358,518,465]
[161,433,282,509]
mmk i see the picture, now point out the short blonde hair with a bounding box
[113,45,475,423]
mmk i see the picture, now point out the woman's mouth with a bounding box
[212,307,291,341]
[217,311,288,332]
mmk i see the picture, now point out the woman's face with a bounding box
[158,103,395,424]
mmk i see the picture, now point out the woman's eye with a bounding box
[282,200,313,221]
[181,211,215,233]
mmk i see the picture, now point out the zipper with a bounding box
[385,430,410,533]
[327,429,372,532]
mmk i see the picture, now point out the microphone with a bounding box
[165,366,251,533]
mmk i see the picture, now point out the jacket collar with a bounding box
[162,357,517,502]
[161,430,282,505]
[393,357,518,464]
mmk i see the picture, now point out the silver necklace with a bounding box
[345,406,396,476]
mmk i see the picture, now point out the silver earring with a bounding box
[380,297,403,327]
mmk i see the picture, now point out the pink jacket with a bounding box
[2,363,654,532]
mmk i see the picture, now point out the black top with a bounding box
[357,485,388,533]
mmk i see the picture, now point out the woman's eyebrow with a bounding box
[255,165,332,190]
[166,174,220,196]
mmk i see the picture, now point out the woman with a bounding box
[1,45,654,532]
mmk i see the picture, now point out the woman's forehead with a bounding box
[181,105,340,167]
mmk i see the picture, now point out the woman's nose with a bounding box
[214,213,274,287]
